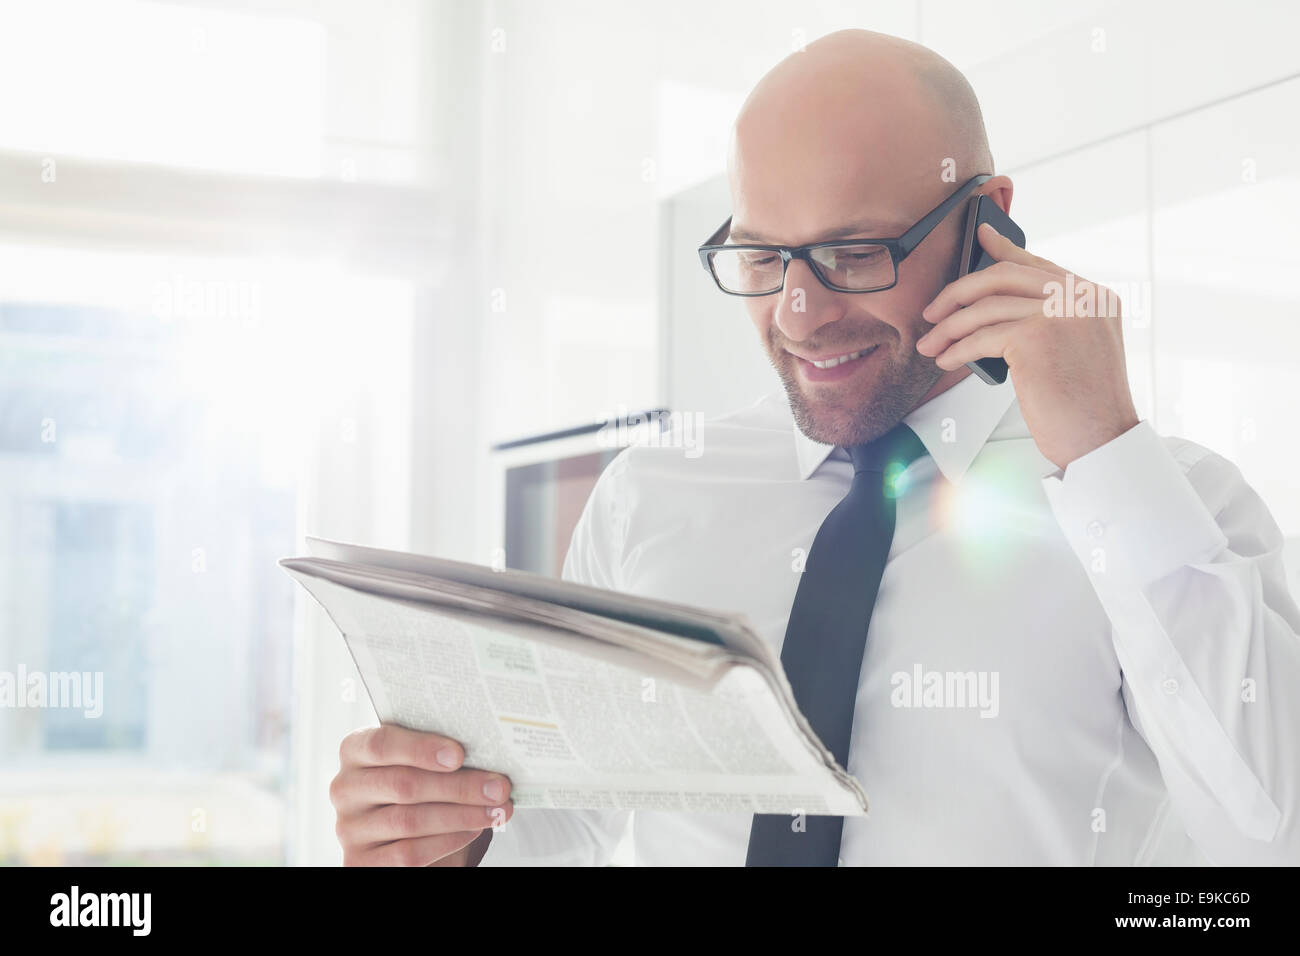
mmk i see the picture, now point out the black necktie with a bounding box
[746,421,928,866]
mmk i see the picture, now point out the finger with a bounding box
[916,295,1042,357]
[922,260,1054,324]
[340,800,514,848]
[976,221,1067,275]
[349,830,485,867]
[427,833,488,867]
[340,724,465,772]
[933,319,1028,371]
[332,764,512,814]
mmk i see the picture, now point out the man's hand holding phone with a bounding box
[916,220,1140,471]
[330,724,514,866]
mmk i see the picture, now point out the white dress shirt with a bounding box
[479,373,1300,866]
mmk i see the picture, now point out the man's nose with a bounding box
[773,259,845,342]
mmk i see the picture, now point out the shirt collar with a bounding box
[792,371,1018,483]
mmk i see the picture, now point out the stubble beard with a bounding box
[767,322,943,448]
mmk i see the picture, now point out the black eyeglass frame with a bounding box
[697,173,992,296]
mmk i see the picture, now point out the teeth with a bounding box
[810,347,871,369]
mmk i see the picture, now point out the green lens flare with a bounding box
[883,461,909,499]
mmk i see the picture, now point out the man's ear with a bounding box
[981,175,1014,217]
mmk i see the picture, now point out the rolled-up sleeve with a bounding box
[478,453,633,866]
[1042,419,1300,864]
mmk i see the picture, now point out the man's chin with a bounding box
[788,396,874,447]
[779,378,850,442]
[778,359,941,447]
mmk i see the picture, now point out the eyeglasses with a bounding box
[697,174,991,296]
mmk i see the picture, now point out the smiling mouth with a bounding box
[801,346,876,368]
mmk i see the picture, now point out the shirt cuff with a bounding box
[1040,420,1228,590]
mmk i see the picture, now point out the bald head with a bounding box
[729,30,992,214]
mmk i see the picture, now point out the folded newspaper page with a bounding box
[280,537,867,816]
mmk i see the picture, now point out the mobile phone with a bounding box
[956,195,1026,385]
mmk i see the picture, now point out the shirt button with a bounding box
[1161,677,1179,695]
[1087,520,1106,539]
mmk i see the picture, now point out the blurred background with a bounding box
[0,0,1297,865]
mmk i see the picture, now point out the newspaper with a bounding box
[280,537,867,816]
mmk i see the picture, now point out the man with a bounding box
[329,29,1300,865]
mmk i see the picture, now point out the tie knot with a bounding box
[846,422,928,477]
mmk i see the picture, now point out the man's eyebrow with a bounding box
[727,220,906,244]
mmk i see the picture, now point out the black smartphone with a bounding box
[956,195,1026,385]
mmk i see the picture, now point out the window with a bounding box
[0,245,413,864]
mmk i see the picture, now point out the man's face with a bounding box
[732,176,968,448]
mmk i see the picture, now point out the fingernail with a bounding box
[980,222,1001,236]
[436,747,460,768]
[483,778,505,802]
